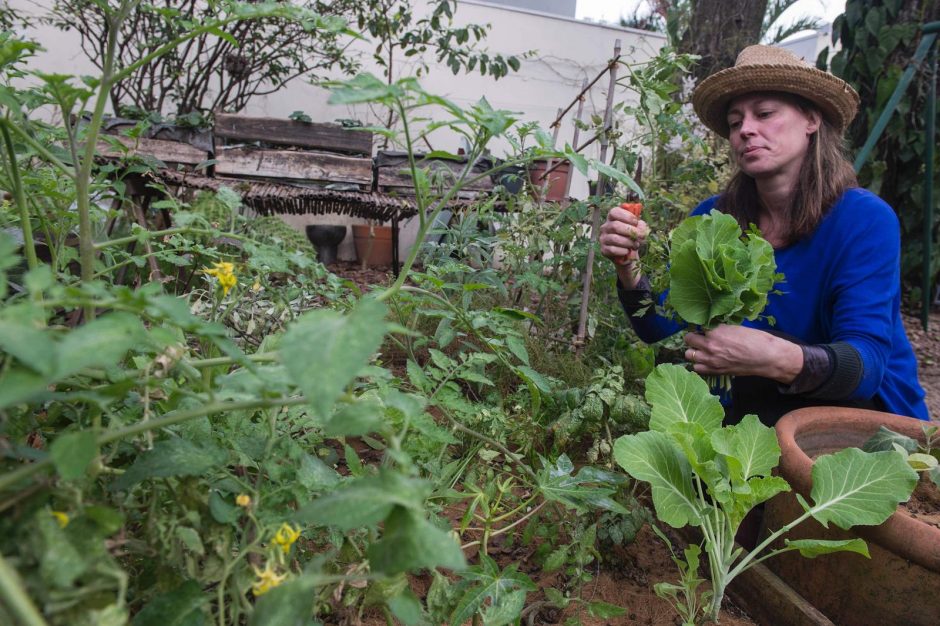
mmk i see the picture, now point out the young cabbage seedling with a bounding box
[614,364,918,624]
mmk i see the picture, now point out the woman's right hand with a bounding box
[599,205,649,281]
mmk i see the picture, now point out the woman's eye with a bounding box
[757,110,773,118]
[728,119,741,129]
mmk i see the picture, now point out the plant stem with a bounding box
[1,124,38,271]
[0,552,48,626]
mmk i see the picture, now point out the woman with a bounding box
[600,45,929,424]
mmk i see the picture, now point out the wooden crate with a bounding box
[96,135,209,167]
[214,147,372,188]
[375,152,493,195]
[214,113,373,156]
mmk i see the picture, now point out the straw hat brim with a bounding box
[692,63,860,138]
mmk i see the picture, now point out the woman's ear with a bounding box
[805,109,821,135]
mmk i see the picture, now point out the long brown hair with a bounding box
[716,94,858,244]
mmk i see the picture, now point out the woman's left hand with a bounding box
[683,325,804,384]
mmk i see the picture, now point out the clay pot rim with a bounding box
[776,407,940,573]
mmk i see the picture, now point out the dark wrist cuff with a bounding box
[616,275,653,317]
[779,342,863,400]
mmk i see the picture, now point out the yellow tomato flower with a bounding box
[236,494,251,507]
[273,522,301,554]
[203,261,237,296]
[251,562,287,596]
[251,280,262,292]
[51,510,69,528]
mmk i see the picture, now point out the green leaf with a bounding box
[450,557,535,626]
[132,580,206,626]
[113,438,227,491]
[281,297,388,418]
[55,312,145,376]
[613,431,700,528]
[515,365,551,393]
[666,211,780,328]
[586,601,627,618]
[808,448,918,529]
[296,470,428,530]
[538,455,629,514]
[645,364,724,435]
[322,398,384,437]
[711,413,780,484]
[38,512,87,587]
[544,587,569,608]
[505,335,529,365]
[367,507,466,574]
[784,537,870,559]
[248,573,318,626]
[49,431,98,481]
[862,426,919,453]
[542,546,568,572]
[208,492,240,525]
[480,588,525,626]
[388,587,425,626]
[590,159,644,199]
[0,318,56,375]
[297,453,340,491]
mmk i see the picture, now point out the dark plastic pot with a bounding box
[305,224,347,265]
[766,407,940,626]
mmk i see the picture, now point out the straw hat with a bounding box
[692,45,860,138]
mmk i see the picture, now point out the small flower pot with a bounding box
[305,224,347,265]
[352,224,393,267]
[527,158,570,202]
[765,407,940,626]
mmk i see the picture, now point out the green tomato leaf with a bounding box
[113,438,227,491]
[49,431,98,481]
[281,297,388,419]
[367,506,465,574]
[132,580,206,626]
[295,470,428,530]
[248,573,318,626]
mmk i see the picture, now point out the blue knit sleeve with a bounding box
[822,191,901,401]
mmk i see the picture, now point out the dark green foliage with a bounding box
[828,0,940,298]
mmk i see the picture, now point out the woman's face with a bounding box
[726,93,820,183]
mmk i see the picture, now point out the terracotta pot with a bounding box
[527,159,570,202]
[766,407,940,626]
[352,224,393,267]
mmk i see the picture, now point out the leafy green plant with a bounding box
[613,363,918,624]
[662,210,782,328]
[864,424,940,488]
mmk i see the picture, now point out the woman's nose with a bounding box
[737,115,757,136]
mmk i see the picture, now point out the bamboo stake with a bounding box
[575,39,621,350]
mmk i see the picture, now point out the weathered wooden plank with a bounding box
[214,113,373,155]
[97,135,209,165]
[376,159,493,193]
[214,147,372,186]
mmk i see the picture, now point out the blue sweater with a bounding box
[626,188,928,421]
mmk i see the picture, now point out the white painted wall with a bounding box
[8,0,666,261]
